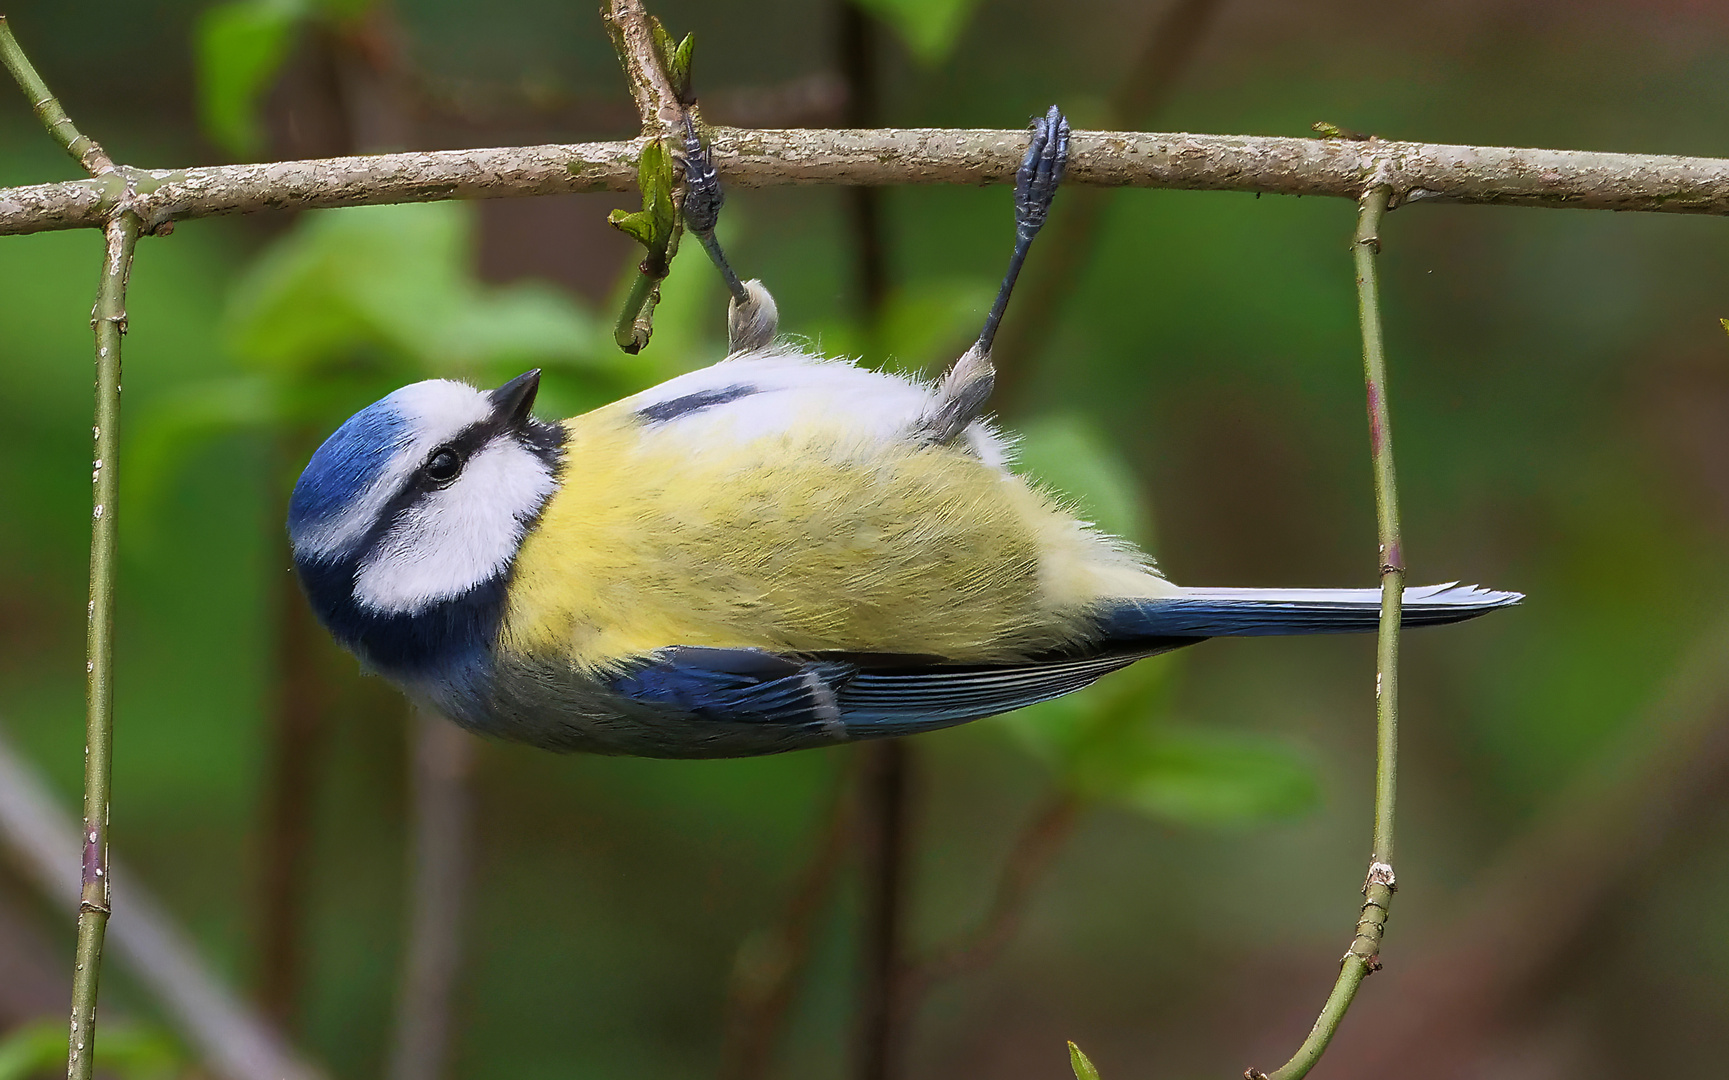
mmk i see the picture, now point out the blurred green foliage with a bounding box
[0,1020,185,1080]
[195,0,381,157]
[851,0,984,65]
[4,1,1729,1078]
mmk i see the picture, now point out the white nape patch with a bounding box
[353,435,556,615]
[294,380,497,561]
[625,345,1012,469]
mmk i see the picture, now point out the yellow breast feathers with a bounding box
[500,402,1170,673]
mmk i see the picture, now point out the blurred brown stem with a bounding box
[718,769,856,1080]
[906,792,1080,995]
[992,0,1226,412]
[256,533,332,1029]
[387,711,478,1080]
[855,740,912,1080]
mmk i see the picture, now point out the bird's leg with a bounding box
[917,105,1070,444]
[680,116,779,353]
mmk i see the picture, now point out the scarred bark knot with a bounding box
[1365,859,1397,892]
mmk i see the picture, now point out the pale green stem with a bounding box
[69,209,140,1080]
[0,17,114,176]
[0,24,138,1079]
[1256,184,1401,1080]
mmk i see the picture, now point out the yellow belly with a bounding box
[499,408,1169,673]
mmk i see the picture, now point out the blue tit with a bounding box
[286,355,1520,759]
[288,105,1518,758]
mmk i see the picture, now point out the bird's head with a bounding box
[287,370,563,672]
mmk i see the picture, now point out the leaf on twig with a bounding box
[649,17,696,102]
[607,139,684,352]
[1068,1041,1102,1080]
[609,139,679,256]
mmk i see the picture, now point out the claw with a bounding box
[681,114,723,237]
[1014,104,1070,242]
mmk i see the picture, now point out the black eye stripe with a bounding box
[349,414,565,565]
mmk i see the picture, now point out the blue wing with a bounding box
[606,646,1155,739]
[604,583,1522,742]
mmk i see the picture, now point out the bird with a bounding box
[287,107,1520,758]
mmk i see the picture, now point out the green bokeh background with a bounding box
[3,1,1729,1077]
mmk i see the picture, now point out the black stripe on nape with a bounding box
[635,384,758,423]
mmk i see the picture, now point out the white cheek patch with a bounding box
[353,437,556,615]
[295,380,497,562]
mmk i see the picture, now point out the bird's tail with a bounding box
[1097,582,1521,641]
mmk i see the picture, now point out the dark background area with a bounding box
[3,1,1729,1078]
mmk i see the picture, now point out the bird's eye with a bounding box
[424,448,462,484]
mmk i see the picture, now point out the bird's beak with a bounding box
[489,369,541,429]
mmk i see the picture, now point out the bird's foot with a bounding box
[1014,104,1071,244]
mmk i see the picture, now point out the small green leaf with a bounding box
[669,32,696,101]
[1068,1041,1102,1080]
[853,0,984,64]
[608,208,661,247]
[194,0,308,157]
[648,18,695,100]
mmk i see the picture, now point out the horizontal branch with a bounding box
[7,126,1729,237]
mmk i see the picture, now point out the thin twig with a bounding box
[993,0,1226,410]
[0,724,326,1080]
[1318,615,1729,1079]
[907,793,1080,992]
[601,0,685,136]
[68,201,139,1080]
[0,17,114,175]
[1249,185,1399,1080]
[388,711,477,1080]
[601,0,695,352]
[12,129,1729,237]
[2,24,137,1078]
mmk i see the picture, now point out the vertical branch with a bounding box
[70,206,141,1080]
[2,22,144,1080]
[1250,184,1398,1080]
[387,710,477,1080]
